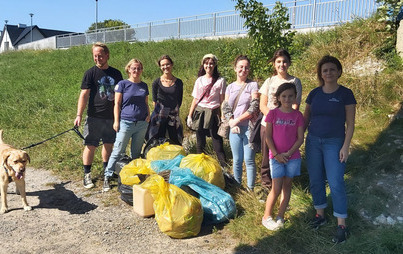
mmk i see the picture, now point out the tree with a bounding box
[374,1,403,66]
[234,0,295,79]
[376,0,403,30]
[87,19,129,32]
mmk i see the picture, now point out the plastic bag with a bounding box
[115,155,132,176]
[168,168,236,225]
[141,174,203,238]
[118,184,133,206]
[142,137,172,158]
[150,154,185,173]
[119,158,153,186]
[146,142,186,161]
[179,153,225,189]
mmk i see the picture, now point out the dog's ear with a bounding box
[25,152,30,163]
[1,150,11,167]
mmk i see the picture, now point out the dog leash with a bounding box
[21,126,84,150]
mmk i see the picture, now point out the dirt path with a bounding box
[0,168,238,254]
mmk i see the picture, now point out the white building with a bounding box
[0,24,73,53]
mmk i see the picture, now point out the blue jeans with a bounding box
[104,120,148,177]
[269,158,301,179]
[305,134,347,218]
[229,125,256,189]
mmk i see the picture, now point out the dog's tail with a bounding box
[0,129,3,144]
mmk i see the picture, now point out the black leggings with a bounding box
[156,122,181,145]
[195,116,227,167]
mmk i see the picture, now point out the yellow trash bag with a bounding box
[141,174,203,239]
[179,153,225,189]
[119,158,153,186]
[146,142,187,161]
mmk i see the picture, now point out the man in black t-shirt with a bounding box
[74,42,123,189]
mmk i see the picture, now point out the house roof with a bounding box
[14,26,34,45]
[1,24,74,46]
[1,25,25,45]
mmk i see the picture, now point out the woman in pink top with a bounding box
[261,82,304,231]
[187,54,227,167]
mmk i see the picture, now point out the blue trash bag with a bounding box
[168,167,236,224]
[150,154,185,173]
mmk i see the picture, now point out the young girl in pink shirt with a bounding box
[262,82,304,231]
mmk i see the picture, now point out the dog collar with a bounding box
[3,164,13,183]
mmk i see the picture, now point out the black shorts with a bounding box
[83,116,116,147]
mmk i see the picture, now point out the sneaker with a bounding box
[262,216,280,231]
[83,172,94,189]
[310,214,327,229]
[332,225,348,243]
[103,176,111,192]
[276,217,285,228]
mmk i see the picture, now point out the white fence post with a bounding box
[178,18,181,39]
[213,13,217,36]
[312,0,317,27]
[148,22,152,41]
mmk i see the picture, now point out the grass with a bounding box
[0,16,402,253]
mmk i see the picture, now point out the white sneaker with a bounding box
[276,217,285,228]
[262,216,280,231]
[102,176,111,192]
[84,173,94,189]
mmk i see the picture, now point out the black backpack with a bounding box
[248,112,263,153]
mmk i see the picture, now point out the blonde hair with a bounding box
[124,58,143,76]
[92,42,109,54]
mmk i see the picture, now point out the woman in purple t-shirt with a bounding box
[103,58,150,192]
[222,55,259,190]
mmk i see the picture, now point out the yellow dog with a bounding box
[0,130,31,213]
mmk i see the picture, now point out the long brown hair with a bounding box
[197,56,220,85]
[270,49,291,75]
[157,55,173,66]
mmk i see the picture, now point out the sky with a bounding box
[0,0,278,33]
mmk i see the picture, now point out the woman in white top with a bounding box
[259,49,302,189]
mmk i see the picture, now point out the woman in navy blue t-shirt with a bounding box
[103,58,150,192]
[304,55,356,243]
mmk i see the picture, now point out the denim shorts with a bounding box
[83,116,116,146]
[269,158,301,178]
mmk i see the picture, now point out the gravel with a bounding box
[0,168,238,254]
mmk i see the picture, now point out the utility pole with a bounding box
[95,0,98,40]
[4,20,9,51]
[29,13,34,42]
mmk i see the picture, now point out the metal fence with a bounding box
[56,0,378,48]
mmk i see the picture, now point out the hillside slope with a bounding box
[0,17,402,253]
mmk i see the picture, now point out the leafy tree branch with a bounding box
[234,0,294,79]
